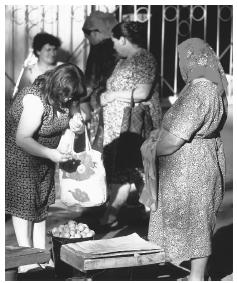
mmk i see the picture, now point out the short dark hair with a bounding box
[32,32,61,57]
[33,63,86,112]
[112,21,146,48]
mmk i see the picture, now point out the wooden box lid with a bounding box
[61,233,165,271]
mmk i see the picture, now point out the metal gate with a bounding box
[5,5,233,106]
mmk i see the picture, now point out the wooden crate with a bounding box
[5,246,50,270]
[60,234,165,272]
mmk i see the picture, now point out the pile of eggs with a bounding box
[50,220,95,239]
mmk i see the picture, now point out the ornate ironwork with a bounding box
[5,5,233,102]
[191,5,205,21]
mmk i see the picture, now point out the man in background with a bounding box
[82,11,119,151]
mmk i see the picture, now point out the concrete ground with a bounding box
[5,106,233,281]
[5,188,233,281]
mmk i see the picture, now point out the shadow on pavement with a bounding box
[17,267,56,281]
[208,224,233,280]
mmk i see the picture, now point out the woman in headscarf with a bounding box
[141,38,228,281]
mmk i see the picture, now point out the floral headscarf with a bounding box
[178,37,228,97]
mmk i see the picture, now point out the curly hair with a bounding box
[112,21,146,48]
[33,63,86,112]
[32,32,61,57]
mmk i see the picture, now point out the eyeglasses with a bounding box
[83,29,99,36]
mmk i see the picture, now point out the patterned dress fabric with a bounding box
[103,49,160,185]
[5,86,70,221]
[148,38,228,264]
[18,61,63,90]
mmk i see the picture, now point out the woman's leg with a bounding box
[12,216,40,272]
[12,216,33,247]
[189,256,208,281]
[33,219,54,268]
[33,220,46,249]
[100,183,131,225]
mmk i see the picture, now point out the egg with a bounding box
[50,221,95,239]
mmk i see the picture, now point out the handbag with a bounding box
[115,89,153,170]
[58,125,107,211]
[120,89,153,137]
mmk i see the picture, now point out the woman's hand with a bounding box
[49,148,73,163]
[100,91,115,106]
[69,113,85,134]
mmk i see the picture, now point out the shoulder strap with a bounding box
[78,112,92,152]
[131,89,135,108]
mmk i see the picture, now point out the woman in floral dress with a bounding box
[99,21,162,227]
[141,38,228,280]
[6,63,86,272]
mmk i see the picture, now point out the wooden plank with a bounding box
[80,249,163,259]
[85,252,165,270]
[61,246,165,271]
[64,233,163,256]
[63,243,163,259]
[5,246,50,270]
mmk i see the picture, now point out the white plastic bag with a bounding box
[58,127,107,210]
[57,129,75,154]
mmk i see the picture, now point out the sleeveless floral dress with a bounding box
[103,49,161,185]
[5,86,70,221]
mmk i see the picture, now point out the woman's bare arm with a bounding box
[16,94,71,163]
[100,83,153,106]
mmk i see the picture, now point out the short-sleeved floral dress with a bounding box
[148,80,226,264]
[103,49,161,185]
[5,86,70,221]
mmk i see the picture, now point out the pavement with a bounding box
[5,105,233,281]
[5,180,233,281]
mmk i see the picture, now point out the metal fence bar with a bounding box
[216,6,220,57]
[174,5,179,95]
[83,5,89,71]
[25,6,29,58]
[41,6,45,31]
[219,45,232,60]
[147,5,151,51]
[190,5,193,37]
[160,6,165,97]
[134,5,137,21]
[229,11,233,75]
[11,6,15,83]
[118,5,122,22]
[70,6,74,54]
[204,5,207,41]
[56,6,59,37]
[189,5,192,37]
[161,77,176,93]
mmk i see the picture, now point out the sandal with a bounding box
[39,258,55,269]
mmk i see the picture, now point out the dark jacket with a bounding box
[85,38,118,109]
